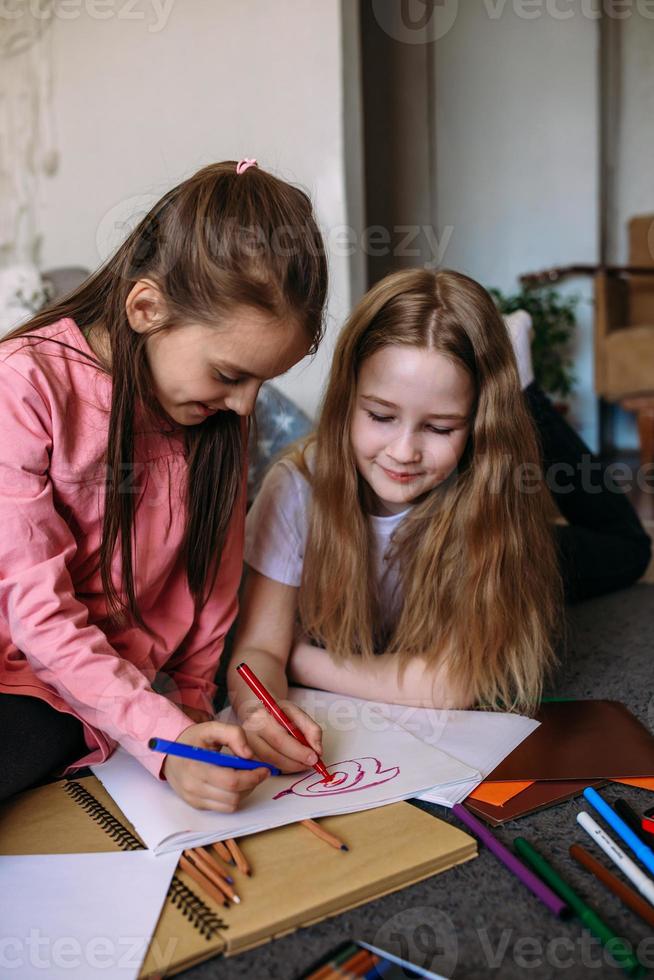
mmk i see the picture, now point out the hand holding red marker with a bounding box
[236,662,333,782]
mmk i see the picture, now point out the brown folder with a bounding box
[484,700,654,782]
[0,775,476,976]
[464,779,607,826]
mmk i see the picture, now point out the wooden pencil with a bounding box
[315,948,374,979]
[178,854,228,907]
[226,837,251,876]
[212,840,235,865]
[352,953,380,977]
[301,818,349,852]
[309,943,360,980]
[194,845,234,884]
[341,949,374,976]
[185,849,241,904]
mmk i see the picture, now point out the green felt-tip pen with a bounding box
[514,837,644,979]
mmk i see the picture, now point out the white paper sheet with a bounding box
[92,689,479,854]
[368,699,540,805]
[0,851,178,980]
[257,690,539,806]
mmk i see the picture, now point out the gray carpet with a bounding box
[184,585,654,979]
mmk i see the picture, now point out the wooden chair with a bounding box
[594,215,654,461]
[520,214,654,463]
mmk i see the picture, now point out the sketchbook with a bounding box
[0,775,477,975]
[277,690,540,807]
[93,689,479,854]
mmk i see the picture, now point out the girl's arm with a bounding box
[227,569,323,771]
[288,640,474,710]
[0,360,257,800]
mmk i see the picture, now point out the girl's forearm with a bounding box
[227,648,290,718]
[288,641,471,709]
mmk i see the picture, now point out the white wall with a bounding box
[36,0,353,418]
[432,4,599,448]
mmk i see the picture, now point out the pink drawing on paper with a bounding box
[272,757,400,800]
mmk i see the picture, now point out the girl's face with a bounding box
[350,344,475,516]
[142,307,309,427]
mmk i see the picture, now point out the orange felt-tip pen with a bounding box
[236,662,333,782]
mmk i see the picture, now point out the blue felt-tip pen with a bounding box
[584,786,654,877]
[148,737,281,775]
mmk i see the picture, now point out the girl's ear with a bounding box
[125,279,166,334]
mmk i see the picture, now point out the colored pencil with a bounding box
[194,845,234,883]
[178,854,228,908]
[347,950,378,976]
[226,837,251,876]
[309,943,359,979]
[236,661,332,781]
[342,949,375,975]
[185,849,240,904]
[357,940,449,980]
[301,819,349,852]
[452,804,569,918]
[571,843,654,929]
[211,840,235,865]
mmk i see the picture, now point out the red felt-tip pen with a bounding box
[236,662,333,782]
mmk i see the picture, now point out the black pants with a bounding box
[0,695,87,803]
[526,383,651,603]
[0,385,650,803]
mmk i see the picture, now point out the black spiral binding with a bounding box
[64,780,142,851]
[63,779,227,941]
[167,877,228,940]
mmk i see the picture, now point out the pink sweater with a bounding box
[0,319,245,778]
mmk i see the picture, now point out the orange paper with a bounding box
[468,780,534,806]
[611,777,654,792]
[469,776,654,807]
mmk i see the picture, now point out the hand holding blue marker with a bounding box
[149,737,281,775]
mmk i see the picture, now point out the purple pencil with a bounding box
[452,804,570,919]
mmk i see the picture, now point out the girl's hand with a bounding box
[240,702,323,773]
[163,721,270,812]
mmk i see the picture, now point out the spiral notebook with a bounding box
[0,775,476,976]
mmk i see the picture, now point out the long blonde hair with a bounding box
[292,268,562,713]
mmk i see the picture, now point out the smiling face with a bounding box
[122,279,311,426]
[140,307,309,427]
[350,344,475,515]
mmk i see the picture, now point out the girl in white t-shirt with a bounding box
[227,267,564,772]
[228,267,650,774]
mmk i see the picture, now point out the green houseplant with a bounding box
[489,285,579,401]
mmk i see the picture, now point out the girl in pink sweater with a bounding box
[0,160,327,810]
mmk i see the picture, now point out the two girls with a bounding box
[2,161,648,806]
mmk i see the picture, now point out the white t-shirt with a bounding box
[244,458,412,634]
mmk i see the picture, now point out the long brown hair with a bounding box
[3,161,327,626]
[293,268,561,712]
